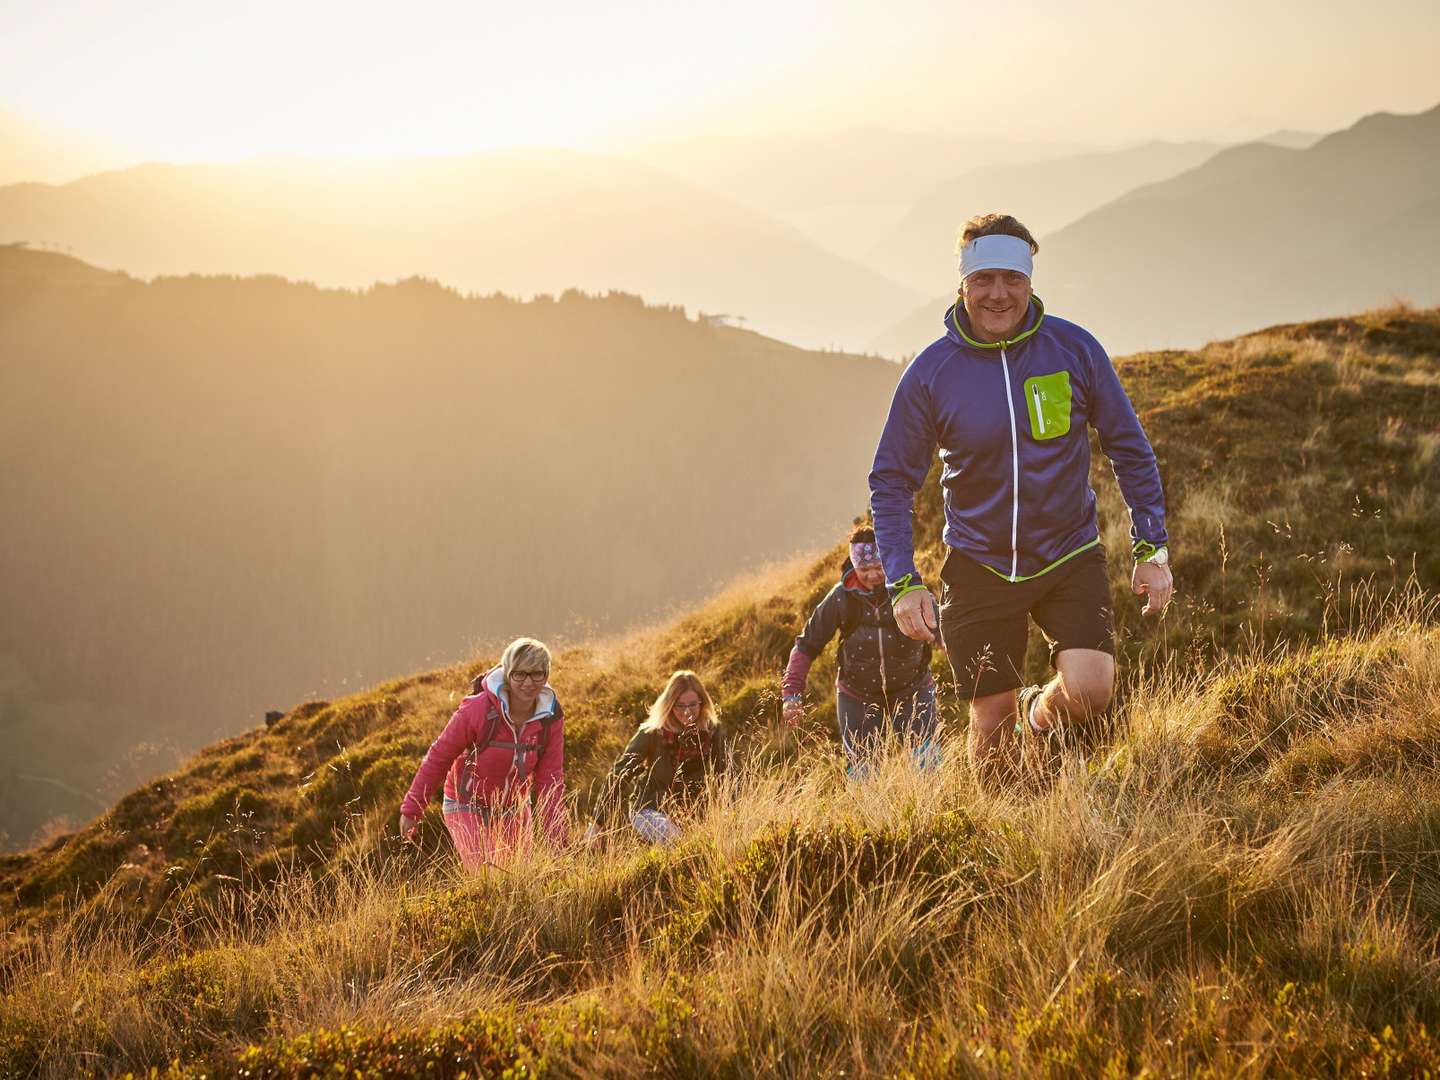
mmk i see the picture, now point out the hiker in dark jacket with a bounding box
[584,670,725,848]
[782,524,938,773]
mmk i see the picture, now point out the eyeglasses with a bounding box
[673,701,702,713]
[511,670,548,685]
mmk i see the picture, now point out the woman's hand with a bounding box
[399,813,418,840]
[782,699,805,726]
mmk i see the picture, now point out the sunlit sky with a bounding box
[3,0,1439,161]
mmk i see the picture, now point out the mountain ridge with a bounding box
[871,102,1440,357]
[0,147,921,351]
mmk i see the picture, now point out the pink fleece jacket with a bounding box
[400,667,566,843]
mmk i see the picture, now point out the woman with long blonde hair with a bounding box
[584,670,725,848]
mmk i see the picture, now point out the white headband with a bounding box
[958,233,1033,279]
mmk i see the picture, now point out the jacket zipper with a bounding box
[1000,346,1020,580]
[1032,384,1046,435]
[877,596,891,714]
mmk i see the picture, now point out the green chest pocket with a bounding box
[1023,371,1072,440]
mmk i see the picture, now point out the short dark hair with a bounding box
[958,213,1039,255]
[849,524,876,544]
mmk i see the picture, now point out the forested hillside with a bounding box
[0,245,900,850]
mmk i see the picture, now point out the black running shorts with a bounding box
[938,545,1115,701]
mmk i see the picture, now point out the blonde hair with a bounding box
[640,670,719,734]
[956,212,1039,255]
[500,637,551,683]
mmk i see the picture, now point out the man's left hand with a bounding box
[1132,560,1173,617]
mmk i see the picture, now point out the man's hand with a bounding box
[1132,560,1173,616]
[782,699,805,727]
[399,813,418,840]
[893,588,939,642]
[582,821,604,852]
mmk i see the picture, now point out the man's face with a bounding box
[962,268,1032,343]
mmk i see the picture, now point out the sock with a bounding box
[1028,691,1046,733]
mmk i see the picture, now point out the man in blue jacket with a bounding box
[869,213,1172,781]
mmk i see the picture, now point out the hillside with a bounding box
[1,305,1438,1076]
[873,103,1440,358]
[0,149,921,351]
[0,245,901,852]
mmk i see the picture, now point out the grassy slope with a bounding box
[1,306,1439,1077]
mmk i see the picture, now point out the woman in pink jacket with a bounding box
[399,637,565,868]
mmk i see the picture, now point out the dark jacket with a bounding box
[594,721,726,826]
[784,562,933,705]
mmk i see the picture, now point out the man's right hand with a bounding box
[893,588,939,642]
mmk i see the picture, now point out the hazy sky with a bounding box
[3,0,1439,160]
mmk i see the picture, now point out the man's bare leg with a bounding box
[1027,648,1115,737]
[969,689,1019,785]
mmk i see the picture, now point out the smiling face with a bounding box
[855,563,887,591]
[672,690,703,727]
[962,268,1032,343]
[507,665,548,708]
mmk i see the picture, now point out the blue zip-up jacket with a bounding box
[869,296,1167,590]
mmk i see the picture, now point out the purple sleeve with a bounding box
[1088,343,1168,552]
[869,358,937,588]
[782,646,815,698]
[399,702,475,818]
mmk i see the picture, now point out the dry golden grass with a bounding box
[3,587,1440,1077]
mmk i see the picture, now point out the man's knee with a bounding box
[1055,650,1115,716]
[1069,677,1113,715]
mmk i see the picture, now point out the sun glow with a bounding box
[1,1,830,162]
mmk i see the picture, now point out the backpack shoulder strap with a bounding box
[837,587,866,639]
[472,696,502,755]
[537,700,562,760]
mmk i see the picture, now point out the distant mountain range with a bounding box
[621,128,1095,262]
[1,109,1395,359]
[0,148,921,351]
[0,245,901,849]
[872,105,1440,357]
[0,109,129,186]
[862,140,1228,292]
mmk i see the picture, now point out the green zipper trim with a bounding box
[949,294,1046,350]
[976,536,1101,584]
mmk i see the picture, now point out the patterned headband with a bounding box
[850,541,883,570]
